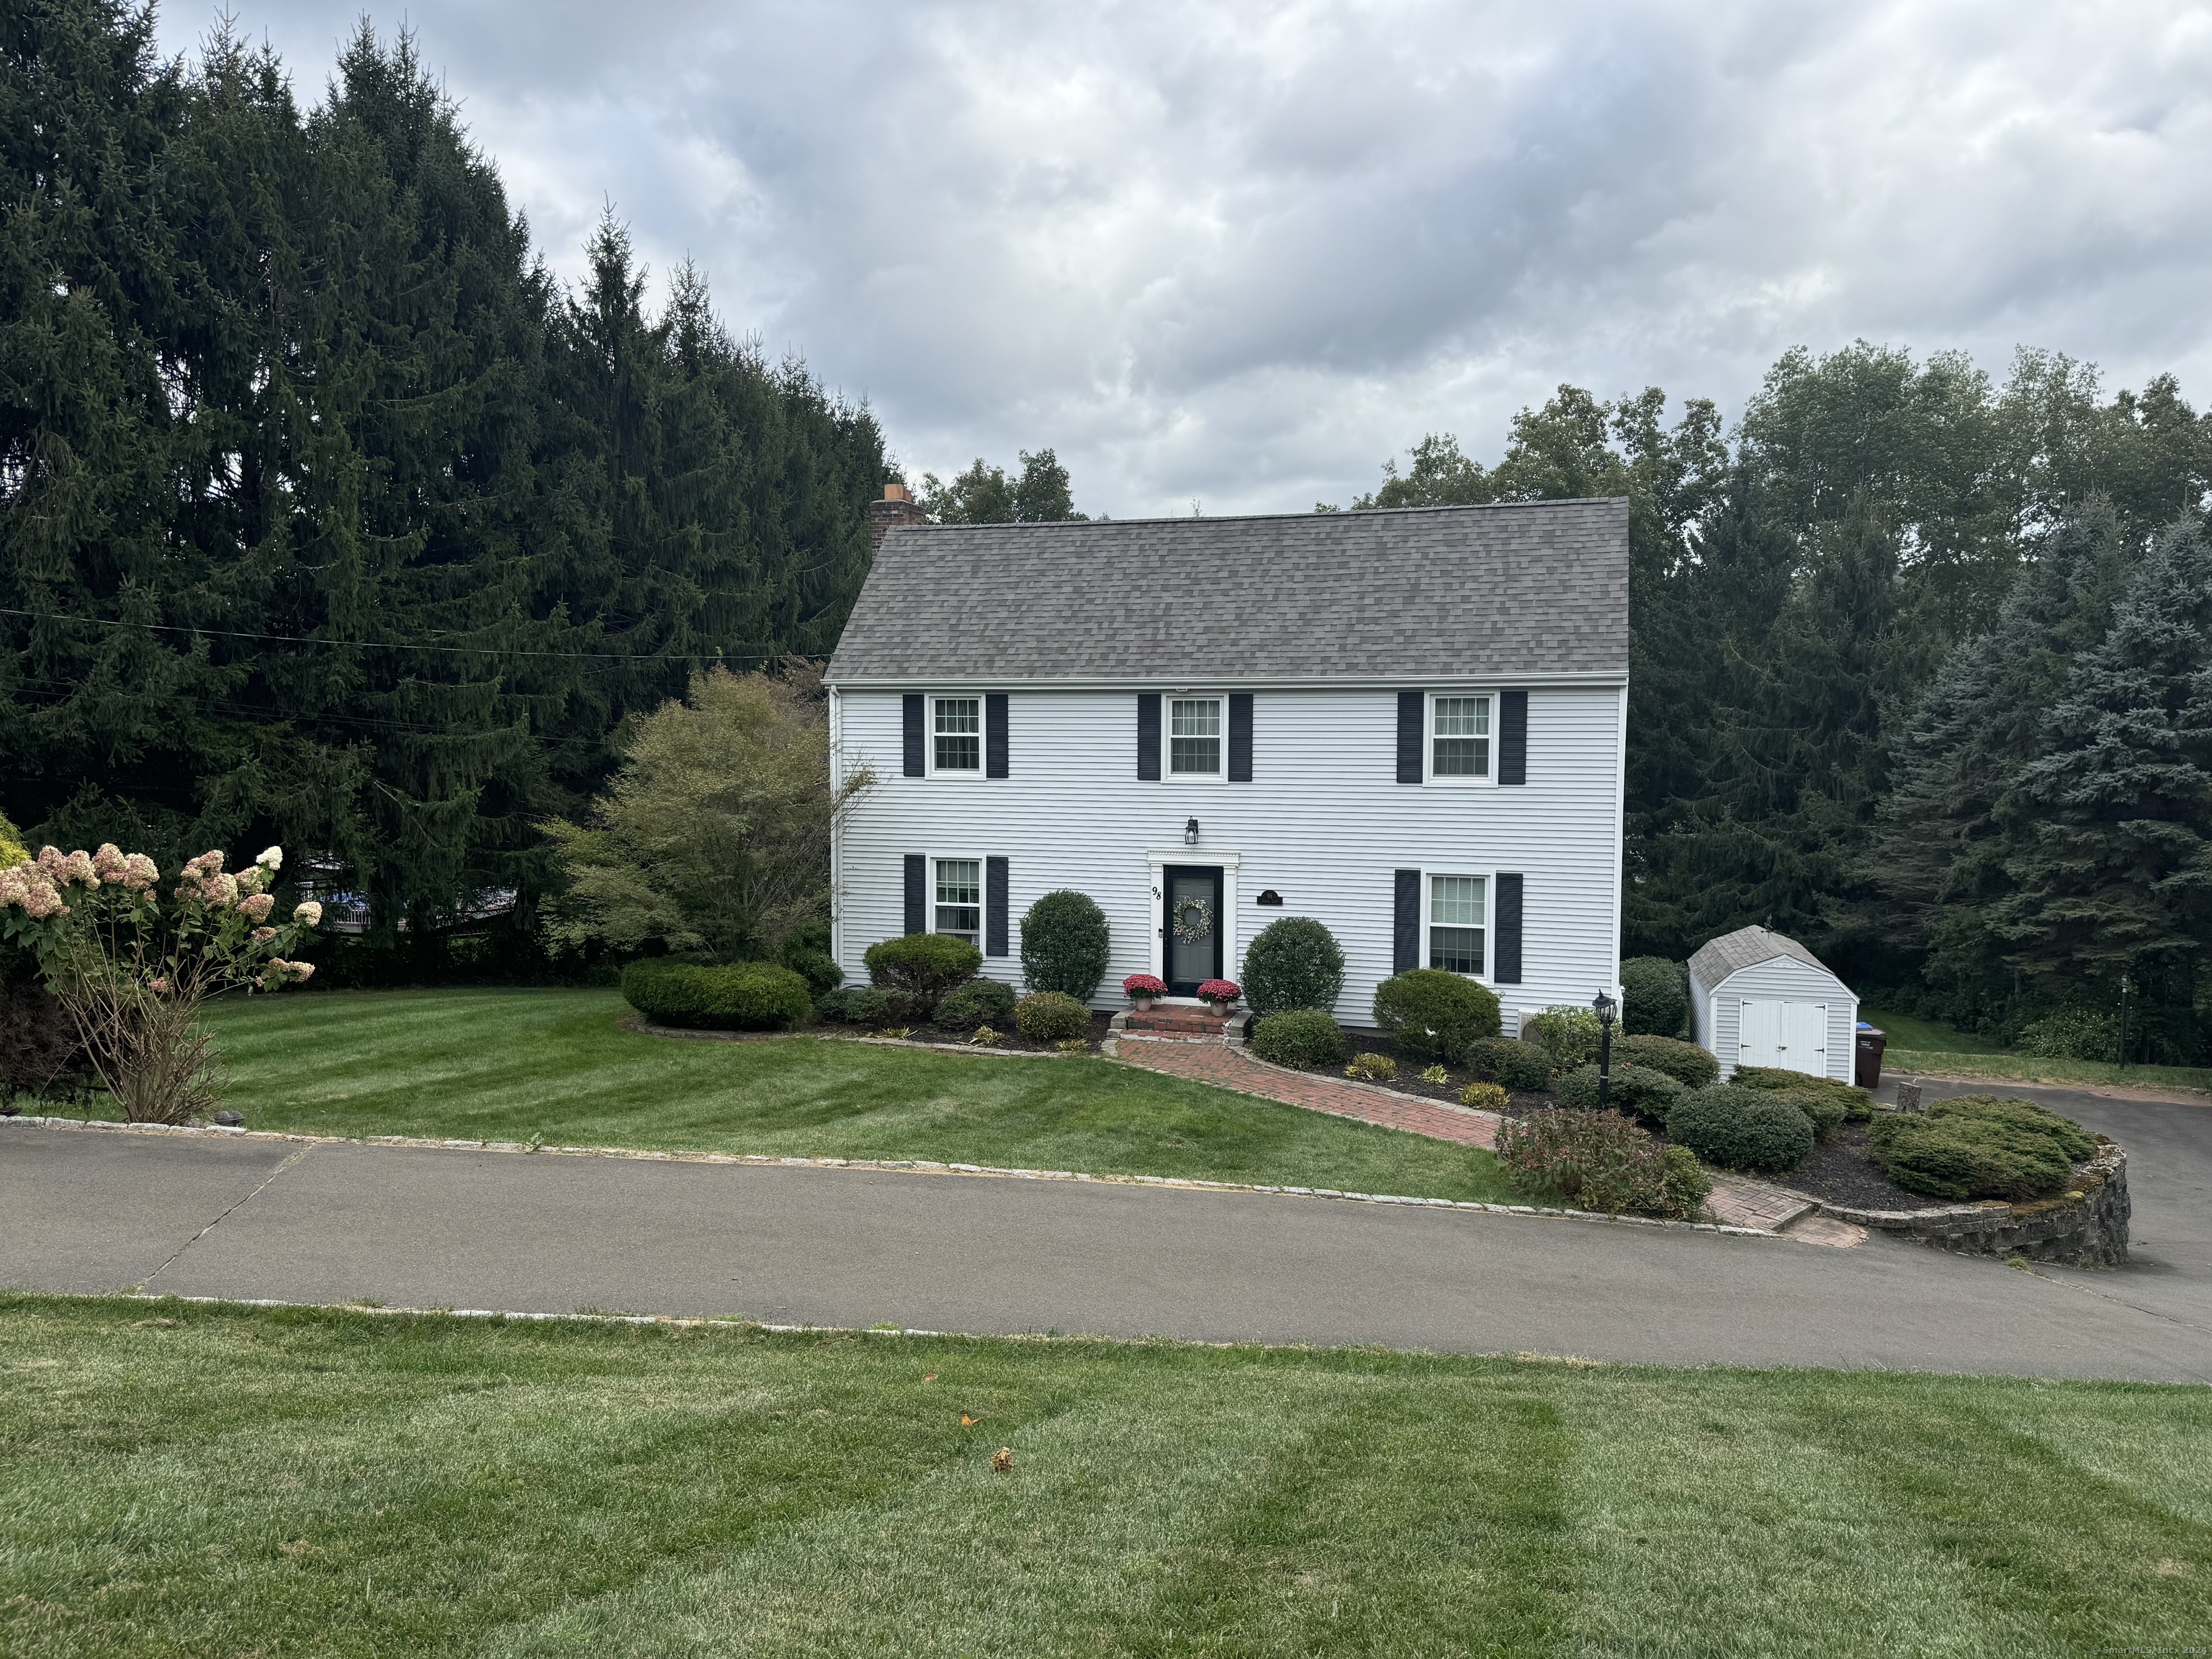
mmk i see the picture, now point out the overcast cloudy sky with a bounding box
[156,1,2212,518]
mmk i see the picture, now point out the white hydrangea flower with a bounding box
[256,845,283,872]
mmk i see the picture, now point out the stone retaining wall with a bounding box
[1815,1140,2130,1267]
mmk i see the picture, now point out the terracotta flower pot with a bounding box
[1134,997,1156,1012]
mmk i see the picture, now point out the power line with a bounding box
[0,607,787,666]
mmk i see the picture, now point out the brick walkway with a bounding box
[1110,1037,1867,1244]
[1110,1038,1498,1148]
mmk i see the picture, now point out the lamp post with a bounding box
[2118,972,2132,1072]
[1593,989,1617,1112]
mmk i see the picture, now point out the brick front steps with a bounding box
[1119,1006,1232,1039]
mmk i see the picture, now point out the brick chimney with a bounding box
[868,481,927,559]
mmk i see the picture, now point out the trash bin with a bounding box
[1855,1022,1886,1089]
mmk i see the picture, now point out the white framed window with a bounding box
[1169,697,1223,777]
[1429,693,1492,783]
[933,856,981,943]
[931,696,981,774]
[1426,873,1488,976]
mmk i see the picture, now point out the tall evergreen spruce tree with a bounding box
[1984,518,2212,1051]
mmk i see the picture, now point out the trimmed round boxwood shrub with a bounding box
[1523,1005,1601,1073]
[778,939,843,999]
[1015,991,1089,1043]
[1371,968,1501,1063]
[863,933,983,1017]
[1249,1010,1347,1071]
[1617,1033,1718,1090]
[1466,1036,1555,1093]
[1665,1084,1814,1174]
[1620,956,1690,1037]
[621,960,814,1032]
[1020,891,1112,1000]
[814,986,892,1025]
[1553,1062,1688,1123]
[1766,1087,1845,1143]
[1732,1065,1874,1125]
[1494,1107,1709,1218]
[935,978,1018,1033]
[1241,917,1346,1017]
[1867,1093,2097,1202]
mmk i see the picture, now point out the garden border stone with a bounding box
[1803,1140,2130,1267]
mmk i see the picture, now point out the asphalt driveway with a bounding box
[6,1112,2209,1382]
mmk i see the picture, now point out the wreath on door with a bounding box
[1172,894,1214,943]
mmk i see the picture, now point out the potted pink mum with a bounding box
[1122,973,1167,1011]
[1198,978,1241,1015]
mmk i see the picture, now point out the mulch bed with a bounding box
[1782,1122,1951,1212]
[817,1010,1118,1055]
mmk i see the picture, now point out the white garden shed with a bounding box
[1689,925,1858,1084]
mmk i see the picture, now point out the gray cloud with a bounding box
[163,0,2212,516]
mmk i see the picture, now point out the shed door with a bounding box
[1739,999,1827,1078]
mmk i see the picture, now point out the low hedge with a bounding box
[1249,1010,1346,1071]
[935,978,1018,1033]
[1494,1107,1710,1218]
[1465,1037,1555,1093]
[1015,992,1089,1043]
[1617,1034,1718,1089]
[1370,968,1500,1063]
[1553,1062,1689,1123]
[815,986,889,1025]
[1867,1094,2098,1201]
[1665,1084,1815,1174]
[621,959,813,1032]
[863,933,983,1017]
[1732,1065,1874,1123]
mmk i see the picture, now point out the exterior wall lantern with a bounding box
[1184,817,1200,846]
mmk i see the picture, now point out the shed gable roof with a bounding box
[1689,925,1845,993]
[826,498,1628,683]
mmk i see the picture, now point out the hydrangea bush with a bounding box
[0,843,318,1123]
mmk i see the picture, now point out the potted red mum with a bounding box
[1123,973,1167,1011]
[1198,978,1241,1015]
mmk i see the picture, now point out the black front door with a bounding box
[1161,865,1224,996]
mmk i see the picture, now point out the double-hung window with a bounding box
[1169,698,1222,776]
[934,858,981,943]
[932,696,981,773]
[1429,874,1487,975]
[1431,694,1491,781]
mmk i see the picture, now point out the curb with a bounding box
[0,1113,1779,1239]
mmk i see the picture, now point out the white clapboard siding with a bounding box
[830,684,1624,1023]
[1696,956,1858,1084]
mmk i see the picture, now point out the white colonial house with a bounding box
[824,497,1629,1028]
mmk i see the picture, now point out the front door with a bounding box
[1161,865,1225,996]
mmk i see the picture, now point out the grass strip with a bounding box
[129,986,1514,1203]
[1885,1048,2212,1096]
[2,1296,2207,1657]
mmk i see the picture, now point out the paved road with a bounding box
[1894,1074,2212,1344]
[6,1119,2209,1381]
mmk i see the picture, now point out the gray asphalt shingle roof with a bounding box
[1689,925,1845,993]
[825,498,1629,683]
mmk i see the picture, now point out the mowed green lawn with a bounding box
[170,987,1515,1203]
[3,1297,2206,1658]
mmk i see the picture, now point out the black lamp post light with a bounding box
[1593,989,1617,1112]
[2118,971,2132,1072]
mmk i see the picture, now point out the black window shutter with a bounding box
[1499,690,1527,786]
[1396,691,1424,783]
[1228,693,1253,782]
[1393,868,1421,974]
[986,856,1009,956]
[1494,873,1523,984]
[902,694,925,777]
[986,693,1009,778]
[904,855,926,935]
[1137,693,1161,780]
